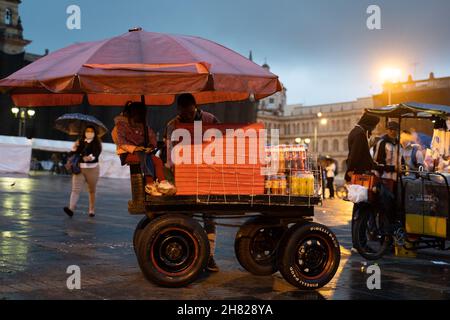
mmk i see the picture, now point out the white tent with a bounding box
[31,138,129,179]
[0,135,32,174]
[0,136,129,179]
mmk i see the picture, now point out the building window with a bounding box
[5,8,12,25]
[322,140,329,153]
[332,139,339,152]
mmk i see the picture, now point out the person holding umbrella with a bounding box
[63,125,102,218]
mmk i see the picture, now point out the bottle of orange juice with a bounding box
[305,173,315,196]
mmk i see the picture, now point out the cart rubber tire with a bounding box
[277,222,340,290]
[133,216,151,254]
[234,218,287,276]
[137,214,210,287]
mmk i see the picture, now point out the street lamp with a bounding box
[295,137,302,144]
[11,107,36,137]
[380,67,402,104]
[304,138,311,144]
[313,112,327,153]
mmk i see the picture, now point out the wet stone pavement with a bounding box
[1,173,449,300]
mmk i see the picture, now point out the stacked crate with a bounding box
[173,123,265,195]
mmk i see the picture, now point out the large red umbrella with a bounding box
[0,28,282,107]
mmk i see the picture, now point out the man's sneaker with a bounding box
[206,257,219,272]
[158,180,176,195]
[145,183,162,196]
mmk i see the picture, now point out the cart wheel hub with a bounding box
[165,241,183,260]
[297,238,328,277]
[154,231,197,273]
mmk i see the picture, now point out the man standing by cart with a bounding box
[346,113,380,250]
[373,121,401,188]
[345,113,380,182]
[165,93,220,272]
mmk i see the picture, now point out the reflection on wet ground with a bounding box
[1,173,449,299]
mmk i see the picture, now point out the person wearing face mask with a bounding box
[64,126,102,217]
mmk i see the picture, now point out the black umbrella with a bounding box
[55,113,108,137]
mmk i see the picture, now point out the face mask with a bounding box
[85,132,95,140]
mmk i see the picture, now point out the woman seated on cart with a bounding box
[112,101,176,196]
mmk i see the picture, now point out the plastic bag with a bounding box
[347,184,368,203]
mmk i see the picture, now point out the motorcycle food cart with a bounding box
[351,102,450,260]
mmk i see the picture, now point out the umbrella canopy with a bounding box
[365,102,450,119]
[0,28,282,107]
[55,113,108,137]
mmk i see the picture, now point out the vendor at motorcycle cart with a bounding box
[345,113,380,182]
[373,121,402,189]
[345,112,380,250]
[372,121,405,239]
[164,93,220,273]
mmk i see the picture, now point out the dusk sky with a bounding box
[20,0,450,105]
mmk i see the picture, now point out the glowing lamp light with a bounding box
[27,109,36,117]
[295,137,302,144]
[320,118,328,125]
[11,107,19,115]
[380,67,402,83]
[304,138,311,144]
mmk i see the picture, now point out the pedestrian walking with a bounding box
[325,158,336,199]
[63,126,102,218]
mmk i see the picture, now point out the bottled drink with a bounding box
[280,174,287,195]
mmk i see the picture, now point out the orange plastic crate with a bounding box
[173,123,265,195]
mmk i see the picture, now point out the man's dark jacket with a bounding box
[345,125,376,181]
